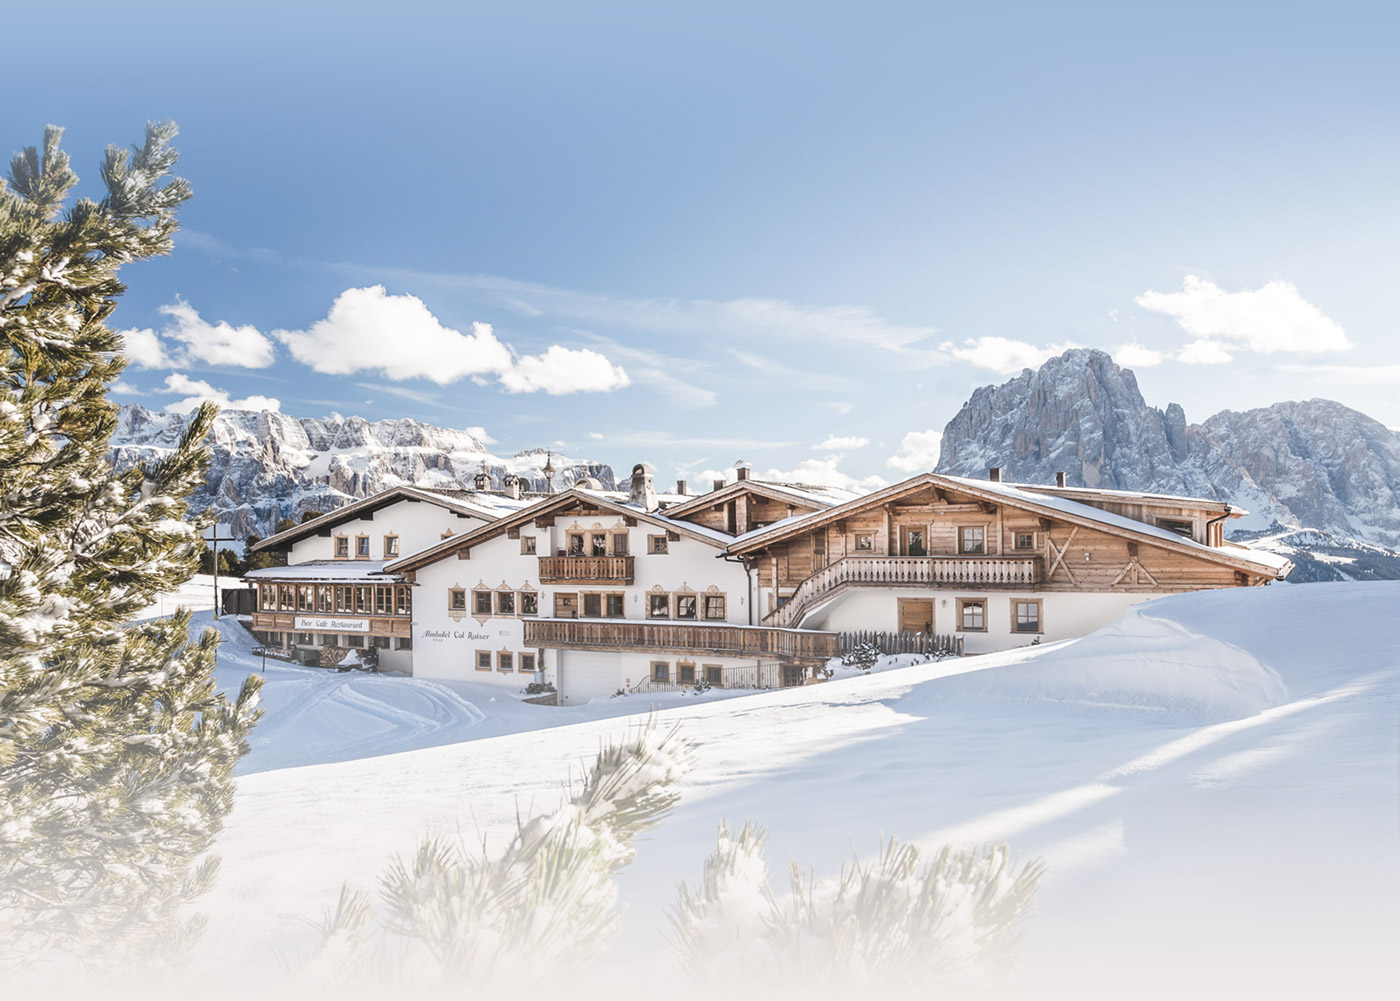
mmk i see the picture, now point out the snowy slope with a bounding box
[188,582,1399,1000]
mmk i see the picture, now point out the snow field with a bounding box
[177,582,1397,1000]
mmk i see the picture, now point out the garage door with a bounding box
[560,650,622,705]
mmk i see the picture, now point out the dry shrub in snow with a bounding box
[671,821,1043,993]
[294,718,690,991]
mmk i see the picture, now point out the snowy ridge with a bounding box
[109,404,617,538]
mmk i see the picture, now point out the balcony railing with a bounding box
[537,555,635,584]
[766,555,1041,628]
[523,618,838,663]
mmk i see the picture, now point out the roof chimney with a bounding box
[735,460,751,481]
[629,462,658,512]
[988,467,1002,483]
[1055,471,1066,488]
[503,473,521,500]
[676,479,688,496]
[712,479,726,492]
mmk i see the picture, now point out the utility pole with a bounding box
[202,525,239,621]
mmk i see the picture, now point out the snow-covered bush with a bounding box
[693,677,712,693]
[295,718,690,991]
[524,680,556,695]
[841,642,880,672]
[671,822,1043,992]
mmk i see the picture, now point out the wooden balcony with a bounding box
[766,555,1042,628]
[523,618,838,664]
[537,555,635,584]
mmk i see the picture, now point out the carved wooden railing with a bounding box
[523,619,838,662]
[537,555,635,583]
[765,555,1041,629]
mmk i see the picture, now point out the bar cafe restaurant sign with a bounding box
[295,616,370,633]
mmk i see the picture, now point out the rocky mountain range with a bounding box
[109,406,616,539]
[935,348,1400,580]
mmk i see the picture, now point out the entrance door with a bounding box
[554,592,578,618]
[902,526,927,556]
[898,598,934,635]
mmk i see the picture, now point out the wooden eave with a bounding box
[384,489,730,573]
[726,473,1283,580]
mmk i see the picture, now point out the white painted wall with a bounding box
[801,588,1165,654]
[410,516,753,691]
[288,500,491,564]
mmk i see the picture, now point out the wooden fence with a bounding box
[839,630,963,658]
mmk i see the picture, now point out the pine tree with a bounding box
[0,123,263,974]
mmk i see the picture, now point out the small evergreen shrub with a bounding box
[841,642,880,672]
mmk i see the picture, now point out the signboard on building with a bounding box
[295,616,370,633]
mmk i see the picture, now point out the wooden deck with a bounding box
[523,618,838,663]
[537,555,635,584]
[766,555,1042,628]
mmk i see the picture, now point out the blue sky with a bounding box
[12,0,1400,489]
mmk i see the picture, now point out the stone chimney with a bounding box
[988,466,1002,483]
[676,479,688,496]
[1055,471,1066,488]
[735,460,751,482]
[712,479,726,492]
[629,462,658,512]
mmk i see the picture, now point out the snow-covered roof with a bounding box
[664,477,864,520]
[244,560,399,582]
[385,487,738,573]
[1014,482,1240,514]
[251,485,516,553]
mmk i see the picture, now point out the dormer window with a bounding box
[1157,518,1194,539]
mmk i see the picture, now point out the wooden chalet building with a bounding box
[727,468,1292,653]
[244,460,1291,698]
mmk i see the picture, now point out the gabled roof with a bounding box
[726,472,1291,579]
[664,478,862,521]
[250,485,526,553]
[384,487,734,573]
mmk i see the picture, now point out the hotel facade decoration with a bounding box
[249,463,1292,698]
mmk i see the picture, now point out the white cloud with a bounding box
[120,327,170,368]
[118,299,276,369]
[463,426,497,444]
[822,401,854,417]
[161,374,281,415]
[1136,275,1352,355]
[1177,339,1234,365]
[887,429,943,473]
[274,286,630,395]
[108,380,145,397]
[274,286,513,383]
[813,435,869,451]
[1114,342,1168,367]
[588,432,605,440]
[760,456,888,494]
[498,345,630,395]
[1276,362,1400,386]
[939,336,1077,374]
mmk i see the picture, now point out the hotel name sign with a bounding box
[294,616,370,633]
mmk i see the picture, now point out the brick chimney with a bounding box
[1055,471,1066,487]
[988,467,1002,483]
